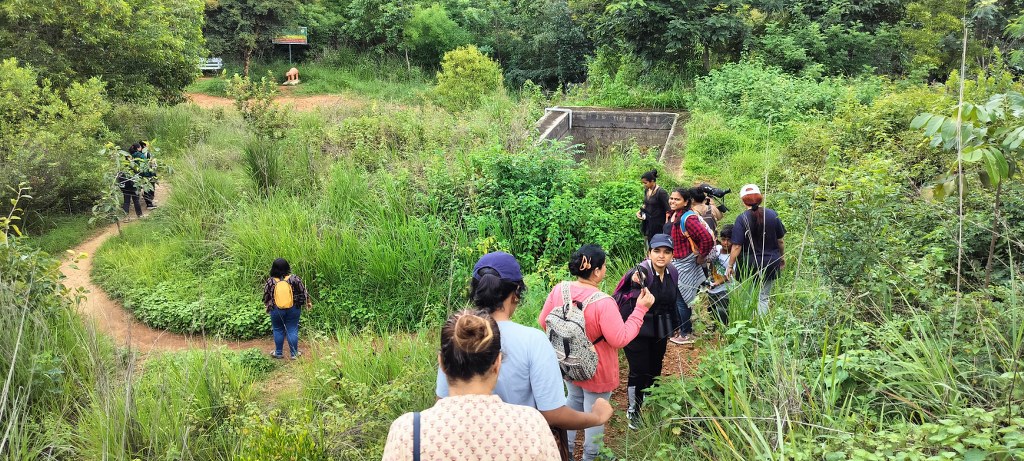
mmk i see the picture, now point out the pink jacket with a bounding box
[539,282,648,393]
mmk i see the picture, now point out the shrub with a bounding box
[434,45,505,111]
[0,58,110,214]
[692,60,845,123]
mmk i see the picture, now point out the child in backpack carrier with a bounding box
[262,258,312,359]
[707,224,734,328]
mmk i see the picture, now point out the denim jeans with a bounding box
[270,307,301,357]
[565,381,612,461]
[675,295,692,336]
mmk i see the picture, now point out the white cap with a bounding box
[739,184,761,198]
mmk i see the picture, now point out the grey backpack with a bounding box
[546,282,609,381]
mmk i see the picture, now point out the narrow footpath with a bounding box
[59,186,267,353]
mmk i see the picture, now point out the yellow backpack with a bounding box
[272,276,295,309]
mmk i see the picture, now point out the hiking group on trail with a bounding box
[376,175,786,460]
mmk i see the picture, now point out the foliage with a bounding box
[692,60,846,123]
[0,0,204,102]
[434,45,505,112]
[226,73,291,140]
[203,0,302,76]
[498,0,591,88]
[0,59,110,214]
[911,91,1024,197]
[402,3,470,66]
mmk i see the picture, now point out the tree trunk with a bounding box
[984,181,1003,287]
[244,50,252,77]
[702,47,711,72]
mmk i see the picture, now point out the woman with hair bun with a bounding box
[383,310,559,460]
[725,184,786,314]
[538,244,654,461]
[637,169,669,244]
[436,252,612,458]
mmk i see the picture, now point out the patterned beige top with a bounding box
[382,394,560,460]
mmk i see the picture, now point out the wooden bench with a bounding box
[197,57,224,72]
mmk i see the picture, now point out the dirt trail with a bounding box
[186,89,368,112]
[59,186,268,354]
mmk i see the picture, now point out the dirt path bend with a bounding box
[186,91,368,112]
[60,187,268,354]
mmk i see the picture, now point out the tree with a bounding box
[598,0,750,71]
[911,91,1024,285]
[0,0,205,102]
[402,4,470,66]
[204,0,301,76]
[434,45,504,111]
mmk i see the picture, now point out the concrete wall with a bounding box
[535,108,680,159]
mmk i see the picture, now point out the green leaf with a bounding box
[979,170,993,188]
[911,113,933,130]
[962,449,987,461]
[940,119,958,143]
[961,146,983,162]
[925,115,945,136]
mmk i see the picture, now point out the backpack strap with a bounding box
[580,290,609,346]
[412,412,421,461]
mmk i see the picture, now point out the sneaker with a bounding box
[627,411,640,430]
[669,334,696,345]
[146,204,158,209]
[269,351,284,359]
[290,351,302,360]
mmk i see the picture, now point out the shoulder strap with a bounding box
[560,281,572,307]
[412,412,421,461]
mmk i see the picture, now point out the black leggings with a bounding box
[624,335,669,409]
[122,188,142,217]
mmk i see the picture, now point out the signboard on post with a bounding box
[273,27,308,45]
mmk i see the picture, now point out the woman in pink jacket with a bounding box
[539,244,654,461]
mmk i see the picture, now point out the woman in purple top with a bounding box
[725,184,786,314]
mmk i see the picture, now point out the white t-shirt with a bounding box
[436,320,566,412]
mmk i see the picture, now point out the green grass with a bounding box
[22,214,97,255]
[186,57,432,103]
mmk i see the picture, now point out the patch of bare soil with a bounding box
[185,90,367,112]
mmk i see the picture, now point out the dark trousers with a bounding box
[143,187,155,207]
[708,291,729,327]
[270,307,301,357]
[624,335,669,410]
[676,296,692,335]
[121,188,142,217]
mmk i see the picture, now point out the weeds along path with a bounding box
[186,89,368,112]
[60,185,268,353]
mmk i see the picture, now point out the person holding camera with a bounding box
[637,170,669,244]
[612,234,679,429]
[725,184,786,314]
[697,183,728,234]
[384,310,560,460]
[436,252,613,459]
[665,188,715,345]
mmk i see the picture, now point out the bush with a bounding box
[0,58,110,214]
[692,60,845,123]
[434,45,505,111]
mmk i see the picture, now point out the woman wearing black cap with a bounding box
[613,234,679,429]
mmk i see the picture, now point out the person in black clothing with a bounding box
[637,169,669,244]
[117,145,144,220]
[616,233,679,429]
[138,141,158,209]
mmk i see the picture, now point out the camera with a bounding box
[699,183,730,213]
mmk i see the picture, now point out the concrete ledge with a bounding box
[535,107,684,160]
